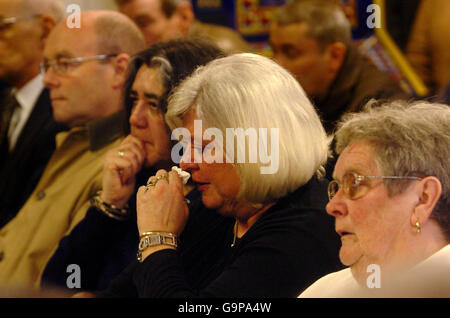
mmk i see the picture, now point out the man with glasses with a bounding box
[0,0,67,229]
[0,10,146,289]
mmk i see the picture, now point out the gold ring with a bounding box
[144,174,167,192]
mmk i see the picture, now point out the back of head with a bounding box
[93,11,146,55]
[124,38,224,116]
[275,0,352,48]
[167,53,329,204]
[335,100,450,239]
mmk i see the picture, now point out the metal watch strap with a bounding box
[136,232,177,262]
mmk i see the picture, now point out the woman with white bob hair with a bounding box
[300,101,450,297]
[130,53,343,297]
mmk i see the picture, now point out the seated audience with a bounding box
[115,0,252,54]
[96,53,343,298]
[41,39,225,292]
[0,11,145,289]
[299,100,450,297]
[0,0,67,229]
[269,0,407,133]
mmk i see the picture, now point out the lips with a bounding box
[336,229,354,237]
[193,178,210,191]
[51,96,66,103]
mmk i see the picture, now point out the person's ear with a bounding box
[410,176,442,229]
[172,2,194,35]
[38,14,57,46]
[111,53,130,89]
[325,42,347,74]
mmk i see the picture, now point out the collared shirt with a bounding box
[0,111,126,289]
[9,74,44,150]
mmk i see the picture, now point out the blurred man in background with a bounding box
[270,0,406,133]
[116,0,252,54]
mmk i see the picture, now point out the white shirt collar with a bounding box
[9,74,45,150]
[14,73,44,111]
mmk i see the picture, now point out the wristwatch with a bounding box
[136,232,178,262]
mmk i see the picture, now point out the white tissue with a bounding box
[171,166,191,185]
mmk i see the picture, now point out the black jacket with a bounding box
[0,88,67,228]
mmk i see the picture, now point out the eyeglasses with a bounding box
[328,172,422,201]
[0,15,41,30]
[40,54,118,75]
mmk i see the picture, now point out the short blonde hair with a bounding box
[166,53,329,204]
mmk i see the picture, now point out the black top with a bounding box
[96,176,343,298]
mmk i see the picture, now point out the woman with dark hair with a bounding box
[40,39,224,293]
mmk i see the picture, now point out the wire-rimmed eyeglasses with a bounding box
[328,172,423,201]
[40,54,118,75]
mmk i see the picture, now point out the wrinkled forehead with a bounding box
[333,142,380,180]
[44,23,98,58]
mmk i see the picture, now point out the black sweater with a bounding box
[97,177,343,298]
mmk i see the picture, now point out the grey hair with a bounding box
[150,56,173,86]
[275,0,352,48]
[335,100,450,240]
[24,0,65,22]
[166,53,329,204]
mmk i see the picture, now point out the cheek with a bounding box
[349,206,390,259]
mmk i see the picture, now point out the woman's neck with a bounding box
[236,202,276,238]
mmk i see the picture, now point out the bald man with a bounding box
[0,11,146,289]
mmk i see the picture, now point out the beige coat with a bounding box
[0,114,124,289]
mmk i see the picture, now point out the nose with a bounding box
[179,147,198,172]
[43,68,60,89]
[129,102,148,129]
[326,190,348,218]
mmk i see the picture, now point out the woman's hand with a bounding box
[101,135,146,208]
[136,169,189,236]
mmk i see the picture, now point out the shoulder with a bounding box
[299,268,355,297]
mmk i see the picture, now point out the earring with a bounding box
[415,221,421,234]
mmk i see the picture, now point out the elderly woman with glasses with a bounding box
[300,101,450,297]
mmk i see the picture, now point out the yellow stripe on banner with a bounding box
[373,0,429,97]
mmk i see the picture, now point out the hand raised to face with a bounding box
[137,169,189,237]
[101,134,146,208]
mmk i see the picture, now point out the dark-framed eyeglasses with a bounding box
[328,172,422,201]
[40,54,118,75]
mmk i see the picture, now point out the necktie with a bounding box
[0,93,21,151]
